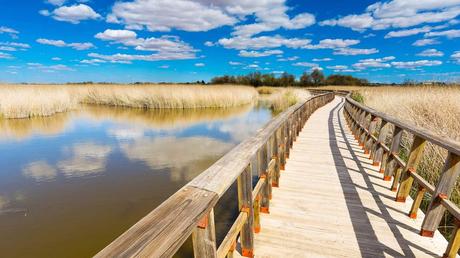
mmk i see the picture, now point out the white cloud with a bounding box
[278,56,299,61]
[107,0,315,37]
[0,26,19,38]
[327,65,348,70]
[417,49,444,57]
[312,58,332,61]
[52,57,62,61]
[292,62,320,68]
[204,41,215,47]
[0,52,13,59]
[219,35,311,50]
[229,61,242,65]
[412,38,440,46]
[158,65,169,69]
[0,42,30,51]
[108,0,236,32]
[36,38,95,50]
[95,29,137,41]
[352,56,394,70]
[80,59,106,65]
[391,60,442,69]
[452,51,460,64]
[304,39,360,49]
[320,0,460,31]
[385,26,433,38]
[195,62,205,67]
[88,51,196,64]
[239,49,283,57]
[47,4,101,24]
[27,62,75,72]
[46,0,66,6]
[425,29,460,38]
[333,48,379,55]
[93,29,198,62]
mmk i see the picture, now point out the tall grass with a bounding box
[357,86,460,237]
[257,87,311,114]
[0,84,258,119]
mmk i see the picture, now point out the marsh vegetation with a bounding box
[0,84,258,119]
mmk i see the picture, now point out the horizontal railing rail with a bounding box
[96,92,335,258]
[343,95,460,258]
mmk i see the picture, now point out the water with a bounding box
[0,104,273,258]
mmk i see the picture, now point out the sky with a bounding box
[0,0,459,83]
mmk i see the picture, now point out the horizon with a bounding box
[1,0,460,84]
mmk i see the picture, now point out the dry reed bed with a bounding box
[358,86,460,209]
[0,84,258,119]
[257,87,311,114]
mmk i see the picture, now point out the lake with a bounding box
[0,104,273,257]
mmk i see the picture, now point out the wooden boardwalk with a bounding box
[236,97,451,257]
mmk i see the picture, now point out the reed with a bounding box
[258,87,311,114]
[0,84,258,119]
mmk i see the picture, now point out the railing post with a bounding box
[259,144,270,214]
[444,218,460,258]
[395,136,427,202]
[192,209,217,257]
[421,153,460,237]
[383,126,403,181]
[409,185,426,219]
[372,120,388,167]
[280,124,286,170]
[272,130,281,187]
[364,115,378,155]
[237,164,254,257]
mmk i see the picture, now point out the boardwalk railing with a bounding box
[344,95,460,258]
[96,92,335,257]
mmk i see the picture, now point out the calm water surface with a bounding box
[0,104,273,258]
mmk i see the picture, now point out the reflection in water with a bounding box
[58,142,112,178]
[22,160,57,182]
[0,104,253,141]
[0,104,273,258]
[82,104,253,130]
[0,112,70,140]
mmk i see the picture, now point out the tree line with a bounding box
[210,69,369,87]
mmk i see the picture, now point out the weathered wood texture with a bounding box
[233,97,451,257]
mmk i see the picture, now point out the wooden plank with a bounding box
[383,126,403,181]
[238,164,254,257]
[422,153,460,237]
[217,212,248,258]
[192,209,217,258]
[396,136,427,202]
[243,97,451,258]
[94,186,219,258]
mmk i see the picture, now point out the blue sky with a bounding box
[0,0,459,83]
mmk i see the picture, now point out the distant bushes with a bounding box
[211,69,369,87]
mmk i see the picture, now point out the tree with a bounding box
[299,72,313,86]
[311,69,325,86]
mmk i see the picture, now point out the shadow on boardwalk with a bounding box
[328,98,439,258]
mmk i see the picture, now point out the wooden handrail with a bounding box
[96,92,335,257]
[344,94,460,258]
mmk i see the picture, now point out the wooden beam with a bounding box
[421,153,460,237]
[383,126,403,181]
[94,186,219,258]
[237,164,254,257]
[192,209,217,258]
[396,136,427,202]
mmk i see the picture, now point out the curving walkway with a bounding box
[236,97,451,258]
